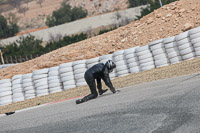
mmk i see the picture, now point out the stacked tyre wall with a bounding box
[1,26,200,106]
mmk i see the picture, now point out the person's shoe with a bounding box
[110,89,120,94]
[76,99,84,104]
[76,97,88,104]
[99,89,108,95]
[5,112,15,116]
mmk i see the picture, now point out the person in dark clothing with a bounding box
[76,60,118,104]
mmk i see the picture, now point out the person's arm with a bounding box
[102,68,116,93]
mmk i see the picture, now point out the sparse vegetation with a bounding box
[45,2,88,27]
[0,15,19,39]
[136,0,178,19]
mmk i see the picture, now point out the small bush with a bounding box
[0,15,19,39]
[46,3,88,27]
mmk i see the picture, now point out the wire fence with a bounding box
[0,54,40,64]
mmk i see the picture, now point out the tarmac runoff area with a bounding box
[0,73,200,132]
[1,56,200,114]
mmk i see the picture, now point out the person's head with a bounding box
[105,60,116,73]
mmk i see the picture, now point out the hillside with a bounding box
[0,0,200,80]
[1,0,129,31]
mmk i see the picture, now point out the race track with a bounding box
[0,73,200,133]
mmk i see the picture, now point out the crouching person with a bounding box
[76,60,118,104]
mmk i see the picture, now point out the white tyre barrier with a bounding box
[1,82,12,88]
[140,61,154,68]
[179,47,193,55]
[74,68,87,75]
[35,81,48,88]
[12,75,22,81]
[124,46,138,55]
[136,49,151,56]
[49,66,59,71]
[148,39,163,46]
[0,79,11,84]
[99,54,112,60]
[74,73,85,80]
[175,31,189,41]
[115,60,127,66]
[166,47,179,53]
[189,26,200,35]
[76,82,87,87]
[127,62,139,68]
[59,67,73,74]
[33,68,49,75]
[170,56,182,64]
[117,70,129,77]
[165,42,177,49]
[129,66,140,73]
[139,57,154,64]
[191,37,200,45]
[125,53,137,59]
[48,71,59,76]
[135,45,149,53]
[24,87,35,93]
[0,91,12,97]
[33,68,49,97]
[155,59,169,67]
[87,63,98,69]
[48,82,62,88]
[141,65,155,71]
[11,74,25,103]
[33,77,48,84]
[33,74,48,80]
[113,55,125,62]
[176,38,190,46]
[73,60,87,87]
[59,62,73,68]
[64,85,76,90]
[63,80,76,86]
[86,57,99,69]
[60,72,74,77]
[138,53,153,60]
[22,82,34,88]
[126,57,138,64]
[59,62,76,89]
[86,57,99,64]
[193,42,200,48]
[61,76,74,82]
[167,51,180,59]
[150,43,164,51]
[163,36,175,44]
[116,65,128,72]
[152,48,165,56]
[153,54,167,61]
[177,42,192,51]
[113,50,124,57]
[22,73,35,100]
[182,53,195,60]
[73,64,86,70]
[194,47,200,52]
[189,32,200,40]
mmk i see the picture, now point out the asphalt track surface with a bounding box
[1,73,200,133]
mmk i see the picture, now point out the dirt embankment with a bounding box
[0,0,200,80]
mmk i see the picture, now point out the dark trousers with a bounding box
[83,72,98,101]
